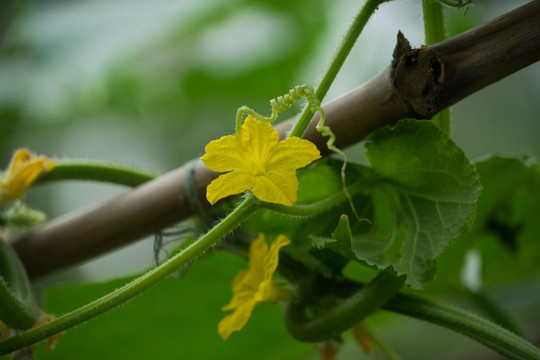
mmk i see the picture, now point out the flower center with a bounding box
[253,165,266,177]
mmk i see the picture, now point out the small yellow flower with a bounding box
[218,233,291,340]
[0,149,55,206]
[201,115,320,206]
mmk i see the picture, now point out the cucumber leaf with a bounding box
[314,120,482,288]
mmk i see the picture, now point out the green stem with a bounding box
[35,160,159,188]
[467,289,524,338]
[261,179,366,217]
[433,108,451,134]
[285,270,405,342]
[385,293,540,360]
[288,0,388,138]
[422,0,450,134]
[422,0,445,46]
[0,196,259,355]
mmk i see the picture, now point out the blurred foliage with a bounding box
[99,0,329,121]
[0,0,330,170]
[0,0,333,226]
[36,252,312,360]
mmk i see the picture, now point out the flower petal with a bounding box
[6,149,32,175]
[8,158,51,197]
[205,171,252,204]
[264,235,290,279]
[222,270,254,311]
[248,233,268,279]
[1,149,55,205]
[201,135,244,173]
[267,136,321,171]
[218,233,291,340]
[237,116,279,162]
[218,299,256,341]
[251,170,299,206]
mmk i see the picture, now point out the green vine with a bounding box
[288,0,388,138]
[285,270,405,343]
[422,0,451,133]
[0,195,258,355]
[35,160,159,188]
[385,293,540,360]
[260,178,366,217]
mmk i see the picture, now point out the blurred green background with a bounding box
[0,0,538,359]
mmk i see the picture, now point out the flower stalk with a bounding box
[35,160,159,188]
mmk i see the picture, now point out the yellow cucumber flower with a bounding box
[201,115,320,206]
[218,233,291,340]
[1,149,55,206]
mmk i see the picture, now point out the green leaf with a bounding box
[309,215,358,274]
[332,215,353,246]
[311,214,385,266]
[430,154,540,292]
[347,189,404,268]
[314,120,481,288]
[296,160,343,203]
[364,120,481,287]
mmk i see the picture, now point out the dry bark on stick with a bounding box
[13,1,540,279]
